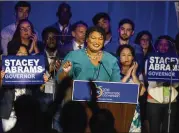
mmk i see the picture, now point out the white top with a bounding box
[44,50,58,94]
[45,50,58,65]
[104,36,112,46]
[58,23,70,33]
[72,40,84,50]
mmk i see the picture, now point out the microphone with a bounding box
[168,61,176,70]
[98,61,111,79]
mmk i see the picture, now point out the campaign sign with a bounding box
[2,55,45,85]
[146,53,179,82]
[72,80,139,104]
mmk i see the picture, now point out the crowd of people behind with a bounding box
[1,1,179,133]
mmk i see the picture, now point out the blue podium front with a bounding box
[72,80,139,104]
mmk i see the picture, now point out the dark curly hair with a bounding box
[135,30,153,53]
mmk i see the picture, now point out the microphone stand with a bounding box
[98,61,111,81]
[167,62,174,133]
[167,40,178,133]
[51,60,57,129]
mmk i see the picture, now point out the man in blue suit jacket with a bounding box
[58,21,88,59]
[50,2,73,47]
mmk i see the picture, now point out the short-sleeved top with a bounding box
[57,49,121,82]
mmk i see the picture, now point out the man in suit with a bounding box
[50,2,73,47]
[39,26,62,132]
[59,21,88,59]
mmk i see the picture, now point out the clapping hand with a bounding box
[131,62,138,77]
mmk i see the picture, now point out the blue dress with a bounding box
[56,49,121,82]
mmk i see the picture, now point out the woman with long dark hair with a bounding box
[135,30,154,59]
[7,19,41,55]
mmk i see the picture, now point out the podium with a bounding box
[84,102,136,133]
[64,80,139,133]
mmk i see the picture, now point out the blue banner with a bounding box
[146,53,179,82]
[72,80,139,104]
[2,55,46,85]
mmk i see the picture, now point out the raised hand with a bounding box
[29,33,39,54]
[1,70,5,79]
[0,70,5,87]
[62,61,72,73]
[126,63,135,78]
[43,73,49,83]
[132,62,138,77]
[121,62,135,83]
[55,60,61,71]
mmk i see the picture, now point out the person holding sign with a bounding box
[7,19,43,55]
[116,45,146,132]
[146,35,178,133]
[57,26,121,82]
[0,44,48,132]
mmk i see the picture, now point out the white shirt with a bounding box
[72,40,84,50]
[45,50,58,65]
[1,23,17,55]
[45,50,58,94]
[104,36,112,46]
[58,23,70,33]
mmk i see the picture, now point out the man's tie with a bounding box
[78,45,82,49]
[61,27,66,44]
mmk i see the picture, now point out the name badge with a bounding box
[45,79,55,94]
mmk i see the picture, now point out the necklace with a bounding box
[85,48,102,60]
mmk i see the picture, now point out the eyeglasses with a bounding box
[20,26,31,32]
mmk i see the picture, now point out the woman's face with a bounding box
[16,46,28,56]
[86,31,104,52]
[157,39,169,53]
[140,34,150,49]
[20,21,32,39]
[120,48,134,66]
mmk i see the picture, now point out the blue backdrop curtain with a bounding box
[0,1,178,41]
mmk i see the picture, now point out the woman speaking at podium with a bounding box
[57,26,121,82]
